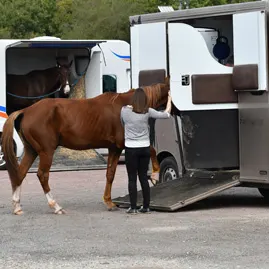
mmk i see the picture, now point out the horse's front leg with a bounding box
[149,146,160,185]
[103,147,122,211]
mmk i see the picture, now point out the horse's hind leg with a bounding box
[149,146,160,185]
[37,151,65,215]
[13,145,37,215]
[103,147,122,210]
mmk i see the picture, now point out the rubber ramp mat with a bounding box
[112,174,240,212]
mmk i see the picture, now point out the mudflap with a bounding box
[112,174,240,212]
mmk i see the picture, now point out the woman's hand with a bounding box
[165,91,172,114]
[168,91,172,101]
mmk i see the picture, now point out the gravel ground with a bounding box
[0,165,269,269]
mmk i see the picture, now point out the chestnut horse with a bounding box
[6,60,73,115]
[1,78,169,215]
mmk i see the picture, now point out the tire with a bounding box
[0,143,6,170]
[258,188,269,202]
[0,133,16,171]
[159,156,179,183]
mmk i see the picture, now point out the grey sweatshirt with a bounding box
[120,106,170,148]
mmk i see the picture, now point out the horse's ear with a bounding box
[164,75,170,86]
[56,58,62,68]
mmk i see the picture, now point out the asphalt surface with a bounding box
[1,165,269,269]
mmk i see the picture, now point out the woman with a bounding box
[120,88,172,214]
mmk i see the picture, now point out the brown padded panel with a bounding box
[139,69,166,87]
[192,74,238,104]
[232,64,258,91]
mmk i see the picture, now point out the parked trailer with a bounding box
[0,37,130,169]
[113,1,269,211]
[90,40,130,159]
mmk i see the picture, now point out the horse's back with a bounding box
[20,97,124,149]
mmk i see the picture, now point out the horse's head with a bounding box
[56,59,73,96]
[143,76,170,109]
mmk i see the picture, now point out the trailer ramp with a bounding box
[112,174,240,212]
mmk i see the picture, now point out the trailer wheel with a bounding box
[258,188,269,202]
[0,133,16,171]
[159,156,179,183]
[0,143,6,170]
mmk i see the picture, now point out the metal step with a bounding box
[112,174,240,212]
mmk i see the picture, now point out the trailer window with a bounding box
[103,74,117,93]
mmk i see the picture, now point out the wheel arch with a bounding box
[157,150,177,164]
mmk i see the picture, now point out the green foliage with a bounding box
[0,0,59,38]
[0,0,259,40]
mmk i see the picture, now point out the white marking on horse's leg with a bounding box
[150,172,159,185]
[45,192,65,214]
[12,186,23,215]
[64,79,70,95]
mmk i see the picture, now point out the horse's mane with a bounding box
[125,83,162,107]
[143,83,162,108]
[99,82,163,105]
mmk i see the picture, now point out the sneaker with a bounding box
[138,206,151,213]
[126,207,137,214]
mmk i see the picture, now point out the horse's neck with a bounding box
[117,91,134,105]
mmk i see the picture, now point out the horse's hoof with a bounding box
[55,209,66,215]
[14,210,23,215]
[107,202,118,211]
[108,206,118,212]
[150,178,159,186]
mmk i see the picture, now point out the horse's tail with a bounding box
[1,110,24,191]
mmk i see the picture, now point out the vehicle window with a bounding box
[103,74,117,93]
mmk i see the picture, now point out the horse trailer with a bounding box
[0,37,130,169]
[113,1,269,211]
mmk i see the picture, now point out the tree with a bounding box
[0,0,259,40]
[61,0,142,41]
[0,0,59,38]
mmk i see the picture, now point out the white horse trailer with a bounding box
[0,37,130,169]
[88,40,130,159]
[113,1,269,211]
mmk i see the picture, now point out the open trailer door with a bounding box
[168,22,237,111]
[85,50,102,98]
[232,10,269,182]
[130,21,168,88]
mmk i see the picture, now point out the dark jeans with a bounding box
[125,146,151,209]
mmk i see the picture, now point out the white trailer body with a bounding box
[86,40,130,98]
[0,38,130,166]
[88,40,130,158]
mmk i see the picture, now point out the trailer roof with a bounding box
[129,1,269,25]
[4,39,106,49]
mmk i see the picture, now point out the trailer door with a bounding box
[130,22,167,88]
[233,11,267,91]
[168,23,237,111]
[85,51,102,98]
[233,11,269,181]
